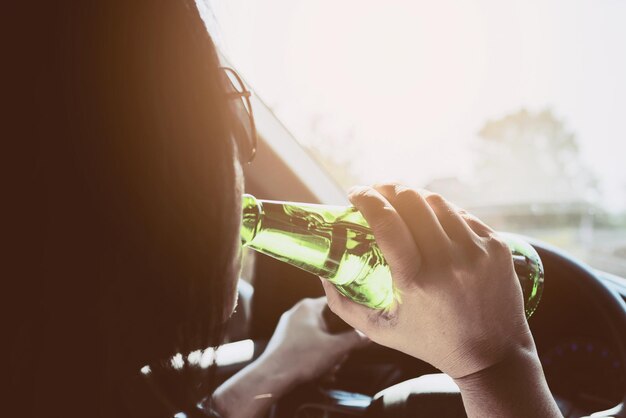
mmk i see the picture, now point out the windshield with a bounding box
[204,0,626,277]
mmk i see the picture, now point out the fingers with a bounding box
[300,295,369,349]
[352,330,371,347]
[419,190,479,244]
[457,210,493,238]
[375,184,481,248]
[374,184,450,259]
[321,278,395,345]
[348,186,421,290]
[332,327,370,349]
[289,297,325,319]
[306,296,329,310]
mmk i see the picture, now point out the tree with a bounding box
[472,108,598,207]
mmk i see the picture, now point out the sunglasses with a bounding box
[220,67,257,164]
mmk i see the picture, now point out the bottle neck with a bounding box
[241,194,262,245]
[239,195,355,278]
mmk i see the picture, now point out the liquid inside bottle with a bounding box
[241,194,544,316]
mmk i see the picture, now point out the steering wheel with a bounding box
[272,238,626,418]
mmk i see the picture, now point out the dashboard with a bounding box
[541,337,624,414]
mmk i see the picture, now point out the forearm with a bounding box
[210,354,295,418]
[454,344,562,418]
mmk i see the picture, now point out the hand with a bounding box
[212,297,367,418]
[260,297,368,384]
[321,184,532,379]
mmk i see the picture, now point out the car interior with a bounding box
[6,2,625,417]
[207,67,626,418]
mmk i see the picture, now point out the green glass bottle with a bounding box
[241,194,544,317]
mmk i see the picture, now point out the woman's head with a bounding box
[8,0,244,415]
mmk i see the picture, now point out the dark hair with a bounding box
[6,1,241,416]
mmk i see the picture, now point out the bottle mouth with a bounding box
[241,194,262,245]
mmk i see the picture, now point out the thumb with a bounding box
[330,329,370,356]
[320,278,376,335]
[348,329,371,348]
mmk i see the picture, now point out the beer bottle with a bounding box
[241,194,543,317]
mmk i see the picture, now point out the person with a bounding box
[4,1,561,417]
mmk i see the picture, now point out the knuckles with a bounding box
[290,297,320,316]
[372,182,402,196]
[424,192,446,209]
[486,234,510,256]
[349,187,383,209]
[465,239,490,259]
[393,186,421,207]
[458,232,509,265]
[424,193,459,221]
[463,235,511,270]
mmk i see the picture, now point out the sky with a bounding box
[202,0,626,212]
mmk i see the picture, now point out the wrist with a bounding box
[452,341,540,391]
[211,354,298,418]
[257,349,305,387]
[452,342,562,418]
[440,321,536,380]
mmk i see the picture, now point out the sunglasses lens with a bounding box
[222,69,256,163]
[232,99,254,162]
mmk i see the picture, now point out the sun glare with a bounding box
[204,0,626,213]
